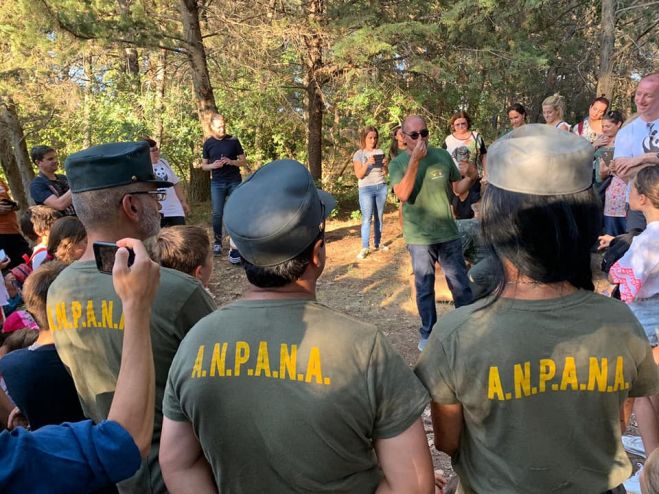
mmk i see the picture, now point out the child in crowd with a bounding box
[46,216,87,264]
[156,225,213,287]
[643,447,659,494]
[596,110,627,236]
[26,206,62,270]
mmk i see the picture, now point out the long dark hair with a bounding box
[389,125,403,159]
[480,185,601,299]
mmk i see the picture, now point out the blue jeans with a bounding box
[211,180,241,244]
[408,240,474,338]
[358,184,387,249]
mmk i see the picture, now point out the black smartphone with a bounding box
[93,242,135,274]
[373,154,384,168]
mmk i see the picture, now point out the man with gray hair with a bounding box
[160,160,435,494]
[46,142,216,494]
[390,115,477,351]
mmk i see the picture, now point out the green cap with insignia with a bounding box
[64,141,173,193]
[224,159,336,267]
[487,124,594,195]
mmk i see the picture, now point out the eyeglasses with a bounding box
[120,190,166,204]
[403,129,429,140]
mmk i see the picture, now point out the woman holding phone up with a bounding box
[353,126,388,260]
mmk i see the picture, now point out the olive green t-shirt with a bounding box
[164,299,429,494]
[415,290,659,493]
[48,261,216,494]
[389,147,461,245]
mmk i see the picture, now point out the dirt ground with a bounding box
[202,206,641,483]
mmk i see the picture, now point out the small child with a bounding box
[47,216,87,264]
[156,225,213,287]
[26,206,62,269]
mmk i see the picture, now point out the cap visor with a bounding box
[317,189,336,218]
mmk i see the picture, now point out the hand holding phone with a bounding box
[93,242,135,274]
[111,238,160,306]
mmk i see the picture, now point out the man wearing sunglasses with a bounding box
[45,141,216,494]
[390,115,477,351]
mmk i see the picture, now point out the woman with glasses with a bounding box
[144,138,190,228]
[444,112,488,175]
[573,96,610,147]
[353,126,388,260]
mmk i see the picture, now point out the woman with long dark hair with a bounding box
[415,125,659,493]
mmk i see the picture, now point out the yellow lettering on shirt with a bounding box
[234,341,250,376]
[488,366,505,400]
[513,361,532,399]
[280,344,297,380]
[47,305,58,331]
[587,357,608,391]
[70,301,82,328]
[101,300,114,328]
[191,345,205,378]
[86,300,98,328]
[210,342,228,377]
[254,341,271,377]
[305,346,323,384]
[560,357,579,391]
[538,359,556,392]
[55,302,70,329]
[614,356,627,391]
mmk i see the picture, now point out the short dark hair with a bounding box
[156,225,211,277]
[20,209,38,243]
[359,126,378,149]
[603,110,624,125]
[28,206,63,236]
[480,185,601,296]
[450,111,471,130]
[23,261,67,329]
[143,137,157,148]
[591,96,610,110]
[243,231,323,288]
[30,145,55,164]
[47,216,87,263]
[507,103,527,116]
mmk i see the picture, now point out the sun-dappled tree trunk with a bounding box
[596,0,615,99]
[303,0,324,182]
[179,0,217,201]
[0,98,35,201]
[153,50,168,145]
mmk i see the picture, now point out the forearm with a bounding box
[174,184,188,205]
[107,304,154,456]
[354,161,368,179]
[393,160,420,202]
[43,190,72,211]
[234,154,247,167]
[165,454,217,494]
[453,176,475,195]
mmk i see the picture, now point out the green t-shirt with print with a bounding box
[164,299,430,494]
[415,290,659,494]
[389,147,461,245]
[48,261,216,494]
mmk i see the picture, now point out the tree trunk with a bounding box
[596,0,615,99]
[0,98,35,200]
[83,52,94,148]
[303,0,324,182]
[0,131,29,210]
[153,50,168,145]
[179,0,218,202]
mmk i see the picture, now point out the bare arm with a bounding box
[106,238,160,457]
[452,161,478,195]
[173,183,190,215]
[42,189,72,211]
[612,153,659,180]
[374,419,435,494]
[393,141,426,203]
[161,417,218,493]
[430,401,463,457]
[200,159,220,171]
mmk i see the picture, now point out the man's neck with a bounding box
[212,133,227,140]
[40,170,57,180]
[79,230,145,262]
[640,110,659,123]
[243,281,316,302]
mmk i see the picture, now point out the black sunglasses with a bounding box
[404,129,429,140]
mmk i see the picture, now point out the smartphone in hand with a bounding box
[93,242,135,274]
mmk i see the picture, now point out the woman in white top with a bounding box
[542,93,571,131]
[444,111,487,175]
[353,126,388,260]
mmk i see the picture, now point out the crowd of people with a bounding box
[0,72,656,493]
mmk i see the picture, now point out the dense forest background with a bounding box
[0,0,657,207]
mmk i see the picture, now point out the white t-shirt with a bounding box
[614,116,659,160]
[153,158,185,218]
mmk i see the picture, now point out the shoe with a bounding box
[374,245,389,252]
[228,249,242,265]
[356,248,370,260]
[213,244,222,257]
[418,337,429,352]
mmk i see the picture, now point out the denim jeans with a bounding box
[408,239,474,338]
[358,183,387,249]
[211,180,241,244]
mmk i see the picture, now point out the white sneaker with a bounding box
[356,248,370,260]
[374,245,389,252]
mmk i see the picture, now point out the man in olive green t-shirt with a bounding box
[47,142,216,494]
[160,160,435,494]
[389,115,477,351]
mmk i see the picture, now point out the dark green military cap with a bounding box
[225,159,336,267]
[64,141,173,193]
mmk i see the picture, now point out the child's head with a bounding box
[0,329,38,357]
[19,209,38,244]
[643,447,659,494]
[23,260,67,329]
[156,226,213,286]
[47,216,87,263]
[28,205,62,239]
[630,165,659,213]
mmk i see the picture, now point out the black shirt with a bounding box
[29,173,76,216]
[202,135,245,183]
